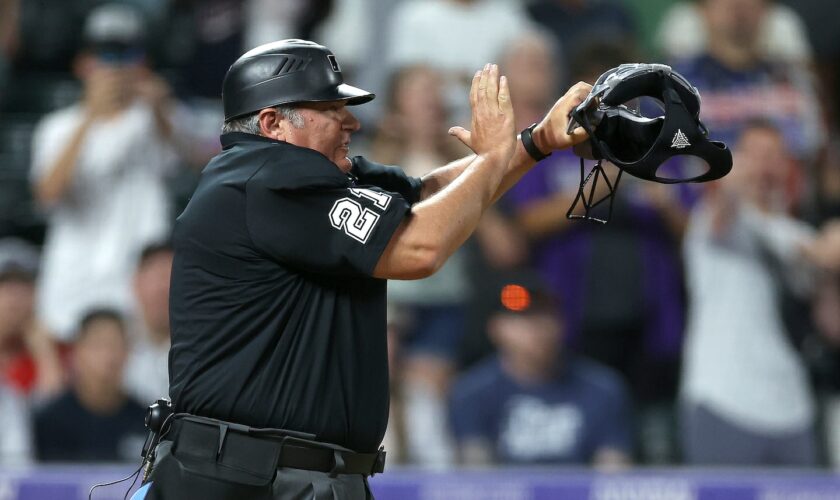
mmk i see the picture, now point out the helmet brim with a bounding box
[223,84,376,122]
[296,83,375,106]
[337,84,375,105]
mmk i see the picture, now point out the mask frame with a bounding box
[565,63,733,223]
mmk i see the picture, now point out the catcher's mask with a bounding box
[566,63,732,223]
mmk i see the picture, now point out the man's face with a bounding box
[491,311,562,371]
[74,318,128,388]
[0,277,35,339]
[729,126,790,208]
[134,250,173,336]
[284,101,361,173]
[704,0,766,48]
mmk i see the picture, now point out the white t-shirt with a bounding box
[31,101,178,339]
[388,0,532,72]
[124,324,170,406]
[681,201,816,432]
[387,0,534,122]
[0,386,32,465]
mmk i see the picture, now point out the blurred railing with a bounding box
[1,466,839,500]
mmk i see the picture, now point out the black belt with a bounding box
[167,415,386,478]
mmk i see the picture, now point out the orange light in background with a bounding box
[501,284,531,312]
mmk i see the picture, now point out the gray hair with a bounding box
[222,105,305,134]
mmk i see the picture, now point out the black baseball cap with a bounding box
[82,3,147,60]
[491,270,558,317]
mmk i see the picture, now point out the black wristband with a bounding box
[520,123,550,161]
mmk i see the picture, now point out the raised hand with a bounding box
[449,63,516,163]
[84,67,131,118]
[532,81,593,152]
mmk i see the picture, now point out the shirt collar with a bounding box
[220,132,286,150]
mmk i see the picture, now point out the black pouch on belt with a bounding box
[172,419,281,487]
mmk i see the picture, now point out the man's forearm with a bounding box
[419,155,475,201]
[491,136,539,204]
[35,116,95,206]
[421,132,542,204]
[373,151,510,279]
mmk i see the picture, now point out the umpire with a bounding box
[141,39,591,499]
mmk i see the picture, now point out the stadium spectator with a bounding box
[30,3,182,340]
[497,31,561,135]
[809,232,840,468]
[0,239,36,466]
[123,242,173,406]
[808,136,840,228]
[782,0,840,127]
[33,308,146,462]
[0,383,31,465]
[808,219,840,273]
[505,41,690,463]
[156,0,246,99]
[369,64,468,466]
[386,0,534,123]
[247,0,332,50]
[656,0,813,65]
[681,120,819,466]
[457,31,557,369]
[449,272,633,467]
[523,0,636,81]
[0,238,63,397]
[7,0,81,73]
[669,0,824,162]
[0,0,19,95]
[369,65,467,176]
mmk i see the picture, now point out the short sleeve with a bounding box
[246,179,410,276]
[351,157,422,205]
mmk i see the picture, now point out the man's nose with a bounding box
[342,108,361,132]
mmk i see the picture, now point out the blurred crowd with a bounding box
[1,0,840,471]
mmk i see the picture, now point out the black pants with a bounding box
[141,441,374,500]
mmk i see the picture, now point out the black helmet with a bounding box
[222,39,375,121]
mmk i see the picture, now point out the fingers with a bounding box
[478,63,490,99]
[486,64,499,103]
[558,81,593,117]
[449,126,474,150]
[498,75,511,112]
[470,70,480,110]
[464,63,515,157]
[472,64,508,111]
[567,126,590,146]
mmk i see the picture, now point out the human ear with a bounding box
[258,108,284,140]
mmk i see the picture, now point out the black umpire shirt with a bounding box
[168,132,421,453]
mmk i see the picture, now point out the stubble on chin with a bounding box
[336,156,353,173]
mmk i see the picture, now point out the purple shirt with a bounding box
[506,150,690,360]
